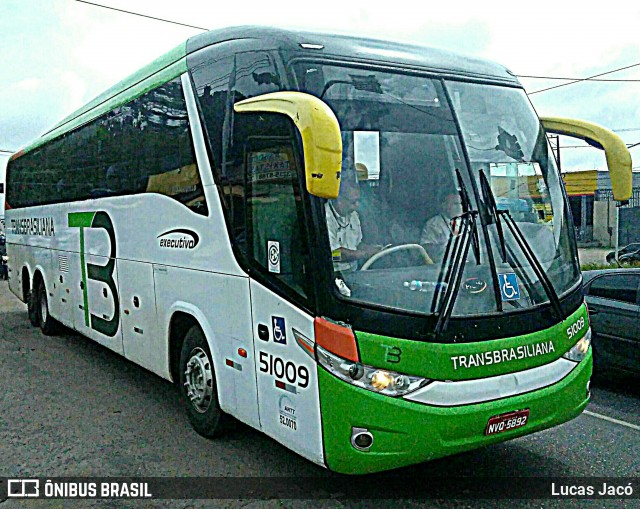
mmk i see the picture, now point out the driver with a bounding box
[326,175,382,272]
[420,192,463,259]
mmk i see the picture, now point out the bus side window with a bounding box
[226,52,312,299]
[113,78,208,215]
[8,78,207,214]
[190,55,235,180]
[190,51,281,237]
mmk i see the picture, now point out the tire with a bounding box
[36,279,60,336]
[27,288,39,327]
[179,326,222,438]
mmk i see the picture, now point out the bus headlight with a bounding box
[562,328,591,362]
[316,345,429,397]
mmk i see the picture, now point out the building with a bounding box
[564,170,640,247]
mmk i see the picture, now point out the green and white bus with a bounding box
[5,27,632,474]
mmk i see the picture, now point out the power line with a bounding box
[74,1,640,98]
[560,143,640,149]
[528,62,640,95]
[74,0,208,31]
[518,75,640,82]
[0,149,15,154]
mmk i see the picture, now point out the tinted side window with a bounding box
[6,147,52,209]
[191,51,310,299]
[588,274,640,304]
[190,51,281,182]
[225,52,282,244]
[233,51,282,101]
[6,77,207,215]
[191,55,235,176]
[85,77,206,214]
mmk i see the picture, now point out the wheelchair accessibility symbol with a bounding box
[498,273,520,301]
[272,316,287,345]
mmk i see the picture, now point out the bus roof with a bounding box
[187,26,519,84]
[19,26,520,157]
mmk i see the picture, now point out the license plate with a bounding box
[485,409,530,436]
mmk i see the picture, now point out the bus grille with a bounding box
[58,255,69,273]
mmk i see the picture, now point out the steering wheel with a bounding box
[360,243,433,271]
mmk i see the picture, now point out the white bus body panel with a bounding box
[52,251,77,328]
[250,280,324,466]
[6,192,262,424]
[117,259,161,374]
[5,71,324,463]
[154,265,260,429]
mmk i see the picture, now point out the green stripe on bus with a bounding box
[68,212,96,326]
[68,212,95,228]
[355,304,589,381]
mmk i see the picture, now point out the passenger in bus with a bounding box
[419,192,463,259]
[326,175,382,272]
[89,164,127,198]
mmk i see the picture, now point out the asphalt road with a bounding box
[0,280,638,509]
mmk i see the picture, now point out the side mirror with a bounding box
[234,91,342,199]
[540,117,632,201]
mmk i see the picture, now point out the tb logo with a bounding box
[68,211,120,337]
[382,344,402,364]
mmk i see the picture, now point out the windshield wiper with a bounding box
[432,210,477,338]
[479,169,507,263]
[478,170,563,319]
[456,169,480,264]
[432,171,480,338]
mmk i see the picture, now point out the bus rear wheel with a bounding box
[27,288,39,327]
[36,279,59,336]
[179,326,222,438]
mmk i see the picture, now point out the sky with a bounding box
[1,0,639,216]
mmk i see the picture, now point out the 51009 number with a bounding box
[567,316,586,339]
[259,352,310,388]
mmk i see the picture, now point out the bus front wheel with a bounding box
[179,326,222,438]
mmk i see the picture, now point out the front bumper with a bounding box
[319,350,592,474]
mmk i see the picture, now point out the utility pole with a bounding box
[550,134,561,172]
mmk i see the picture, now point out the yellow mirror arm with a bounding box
[234,92,342,199]
[541,117,632,201]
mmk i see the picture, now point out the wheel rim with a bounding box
[39,287,48,324]
[183,347,213,413]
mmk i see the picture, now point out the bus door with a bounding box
[242,137,325,465]
[117,259,161,374]
[250,281,323,464]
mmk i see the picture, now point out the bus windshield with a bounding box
[294,62,580,317]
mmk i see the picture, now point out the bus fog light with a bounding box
[351,428,374,452]
[317,345,429,397]
[562,328,591,362]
